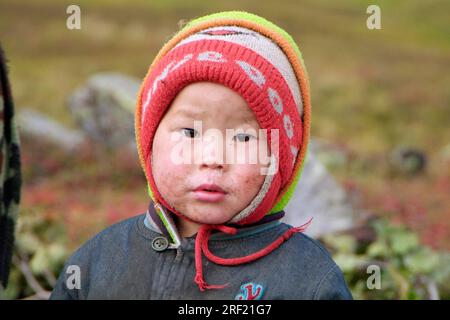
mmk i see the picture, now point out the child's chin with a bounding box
[188,209,236,225]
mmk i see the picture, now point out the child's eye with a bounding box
[181,128,198,138]
[234,133,254,142]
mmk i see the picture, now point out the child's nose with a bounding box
[201,148,224,169]
[198,136,225,169]
[201,158,224,169]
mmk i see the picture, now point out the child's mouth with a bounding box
[192,184,227,202]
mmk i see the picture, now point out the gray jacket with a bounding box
[50,211,352,300]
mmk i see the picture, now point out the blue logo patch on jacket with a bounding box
[235,282,264,300]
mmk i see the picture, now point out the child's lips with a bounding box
[192,184,227,202]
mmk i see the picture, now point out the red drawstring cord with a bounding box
[194,218,313,291]
[194,224,237,291]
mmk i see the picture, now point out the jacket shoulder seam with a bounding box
[312,264,340,299]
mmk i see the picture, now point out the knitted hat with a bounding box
[135,11,311,291]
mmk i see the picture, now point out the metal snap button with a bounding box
[152,236,169,252]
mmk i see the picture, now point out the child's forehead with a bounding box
[171,82,249,110]
[177,81,243,98]
[166,86,258,125]
[170,104,256,122]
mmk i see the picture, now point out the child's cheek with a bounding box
[230,164,265,198]
[152,133,190,202]
[155,160,189,196]
[157,152,190,205]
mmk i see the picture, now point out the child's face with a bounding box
[152,82,269,226]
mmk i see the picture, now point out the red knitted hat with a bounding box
[135,11,312,291]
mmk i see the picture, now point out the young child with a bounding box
[51,11,352,300]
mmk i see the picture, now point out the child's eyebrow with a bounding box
[173,107,258,125]
[242,114,258,124]
[172,108,204,119]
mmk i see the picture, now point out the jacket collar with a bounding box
[144,202,285,249]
